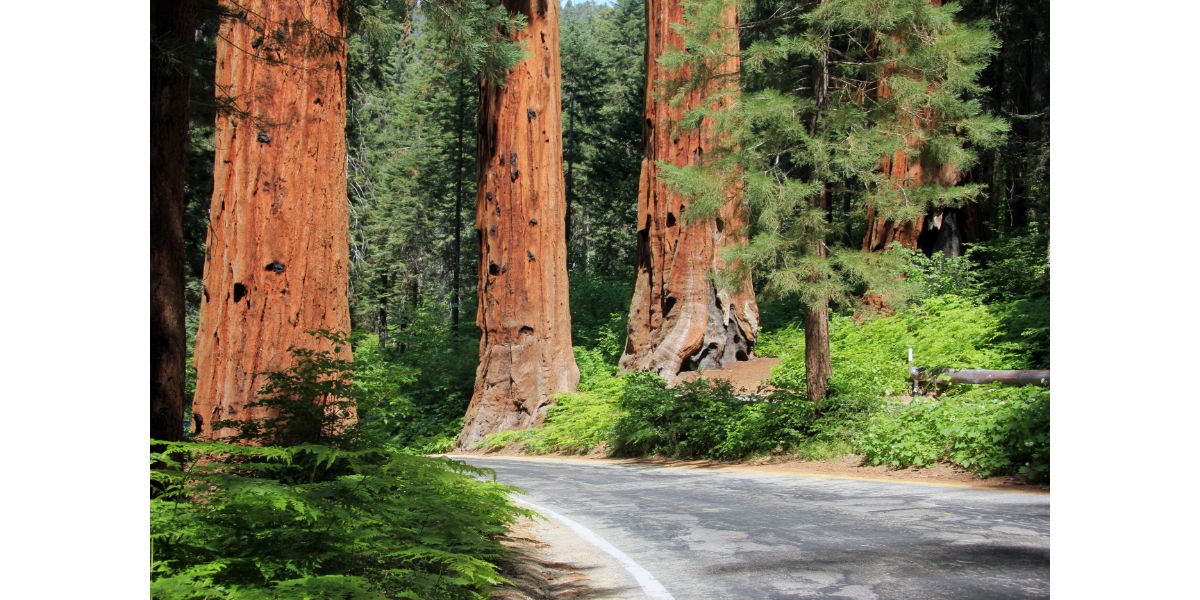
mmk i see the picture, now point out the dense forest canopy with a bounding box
[171,0,1047,416]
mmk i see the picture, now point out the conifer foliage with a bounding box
[661,0,1006,399]
[622,0,761,381]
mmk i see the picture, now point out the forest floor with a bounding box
[674,356,780,391]
[458,355,1047,494]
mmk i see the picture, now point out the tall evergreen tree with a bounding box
[458,0,580,447]
[192,0,353,439]
[665,0,1005,399]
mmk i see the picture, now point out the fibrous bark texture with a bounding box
[192,0,352,440]
[620,0,759,380]
[151,0,195,442]
[458,0,579,448]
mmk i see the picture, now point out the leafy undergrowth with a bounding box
[483,293,1049,483]
[858,385,1050,482]
[153,332,528,599]
[478,347,626,455]
[151,443,526,599]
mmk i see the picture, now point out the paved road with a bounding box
[455,456,1049,600]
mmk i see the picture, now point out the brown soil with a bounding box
[674,356,780,392]
[447,451,1048,494]
[494,516,642,599]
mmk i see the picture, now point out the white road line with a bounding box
[510,495,675,600]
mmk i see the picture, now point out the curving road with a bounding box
[455,456,1049,600]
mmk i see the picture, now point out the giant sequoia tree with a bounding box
[621,0,759,380]
[860,0,1002,255]
[151,0,196,442]
[192,0,352,440]
[458,0,579,447]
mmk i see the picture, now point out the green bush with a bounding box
[151,444,525,599]
[991,294,1050,369]
[477,346,626,454]
[348,301,480,453]
[569,275,632,358]
[610,372,815,460]
[905,250,981,301]
[857,385,1050,482]
[766,294,1020,402]
[966,227,1050,303]
[755,294,1046,476]
[152,334,527,598]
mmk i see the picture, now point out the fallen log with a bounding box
[912,368,1050,387]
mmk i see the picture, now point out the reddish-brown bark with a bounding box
[192,0,352,440]
[805,188,832,403]
[862,0,958,253]
[621,0,759,380]
[151,0,195,442]
[862,138,959,252]
[458,0,579,448]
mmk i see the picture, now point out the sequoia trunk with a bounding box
[458,0,579,448]
[621,0,759,379]
[151,0,195,442]
[192,0,352,440]
[862,0,957,253]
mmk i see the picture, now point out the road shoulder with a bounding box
[445,452,1049,494]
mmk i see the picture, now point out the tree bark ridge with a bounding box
[192,0,352,440]
[459,0,579,448]
[621,0,759,380]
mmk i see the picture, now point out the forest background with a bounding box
[1,2,1198,599]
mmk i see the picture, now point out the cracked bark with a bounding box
[192,0,352,440]
[458,0,578,448]
[620,0,759,381]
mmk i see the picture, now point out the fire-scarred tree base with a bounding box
[619,0,759,381]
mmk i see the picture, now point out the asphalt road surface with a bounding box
[455,456,1049,600]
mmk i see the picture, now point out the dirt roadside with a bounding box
[449,450,1049,494]
[494,515,648,599]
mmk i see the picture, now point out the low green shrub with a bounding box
[151,443,524,599]
[905,250,982,301]
[350,324,471,454]
[991,294,1050,369]
[610,372,816,460]
[152,333,527,598]
[857,385,1050,482]
[570,275,632,362]
[755,294,1046,475]
[765,294,1020,402]
[966,226,1050,303]
[477,347,626,454]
